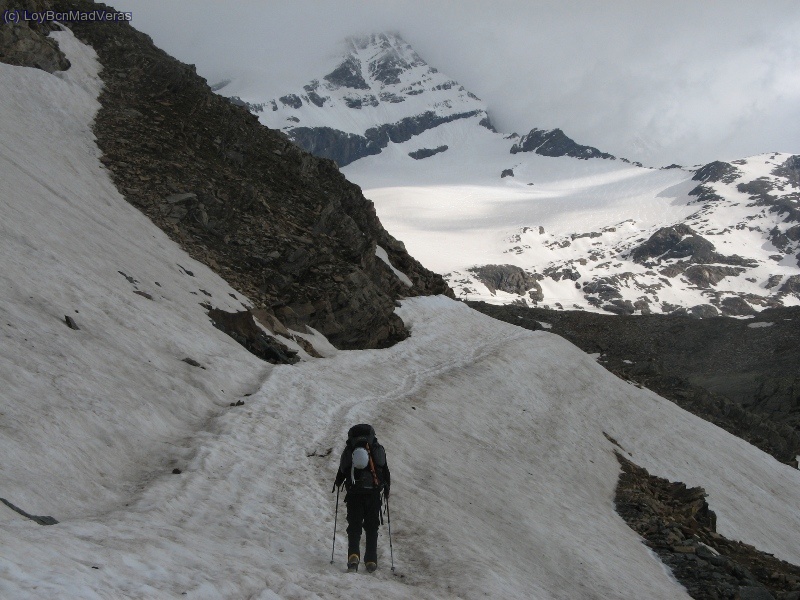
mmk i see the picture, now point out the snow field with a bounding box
[343,118,800,312]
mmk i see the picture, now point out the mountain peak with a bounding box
[253,32,492,166]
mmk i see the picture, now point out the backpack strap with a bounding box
[366,443,381,487]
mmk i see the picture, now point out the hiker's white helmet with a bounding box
[352,447,369,469]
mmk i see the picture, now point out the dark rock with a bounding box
[631,224,716,264]
[468,264,540,296]
[409,145,448,160]
[324,55,370,90]
[634,299,652,315]
[602,299,635,315]
[780,275,800,295]
[181,357,204,369]
[501,168,514,178]
[772,155,800,187]
[689,304,719,319]
[279,94,303,109]
[738,178,776,197]
[719,296,756,316]
[613,454,800,600]
[64,315,80,330]
[738,586,776,600]
[692,161,742,184]
[688,183,726,204]
[766,275,783,290]
[544,266,581,281]
[344,94,379,109]
[208,308,299,364]
[0,497,58,525]
[510,128,615,160]
[0,6,70,73]
[684,264,745,288]
[172,468,181,474]
[582,278,623,301]
[290,109,488,167]
[571,231,602,241]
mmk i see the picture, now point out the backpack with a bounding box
[345,424,387,492]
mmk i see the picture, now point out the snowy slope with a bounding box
[2,28,800,600]
[0,29,279,518]
[242,33,800,316]
[345,122,800,315]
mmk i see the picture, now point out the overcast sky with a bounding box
[107,0,800,166]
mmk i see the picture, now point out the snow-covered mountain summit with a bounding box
[232,33,800,317]
[234,32,494,167]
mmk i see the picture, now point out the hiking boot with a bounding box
[347,554,359,572]
[365,561,377,573]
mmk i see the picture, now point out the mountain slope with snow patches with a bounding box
[240,33,800,316]
[2,26,800,600]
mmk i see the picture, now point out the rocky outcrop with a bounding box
[409,145,448,160]
[692,160,742,184]
[615,453,800,600]
[630,225,757,290]
[0,0,70,72]
[290,109,486,167]
[510,128,615,160]
[208,308,298,364]
[468,264,541,297]
[57,0,452,351]
[631,224,715,264]
[468,301,800,466]
[772,155,800,187]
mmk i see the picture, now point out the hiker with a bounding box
[332,423,390,572]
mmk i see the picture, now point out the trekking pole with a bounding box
[330,485,340,564]
[385,493,395,572]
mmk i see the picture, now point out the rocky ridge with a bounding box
[33,1,451,353]
[510,127,615,160]
[615,452,800,600]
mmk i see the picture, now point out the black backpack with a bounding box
[345,424,387,491]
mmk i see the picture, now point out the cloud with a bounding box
[108,0,800,166]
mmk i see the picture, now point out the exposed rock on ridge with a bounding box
[56,0,452,351]
[0,0,70,72]
[510,127,615,160]
[615,453,800,600]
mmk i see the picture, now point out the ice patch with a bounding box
[747,322,774,328]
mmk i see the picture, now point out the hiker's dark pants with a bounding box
[345,491,381,562]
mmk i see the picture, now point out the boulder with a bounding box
[468,264,540,296]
